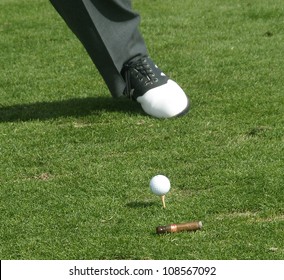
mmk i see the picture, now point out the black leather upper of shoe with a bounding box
[122,56,169,100]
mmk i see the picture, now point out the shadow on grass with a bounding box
[126,201,156,208]
[0,96,143,122]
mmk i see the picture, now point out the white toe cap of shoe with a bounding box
[136,80,189,118]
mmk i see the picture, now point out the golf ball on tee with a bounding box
[150,175,171,196]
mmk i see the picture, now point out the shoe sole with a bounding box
[173,96,190,118]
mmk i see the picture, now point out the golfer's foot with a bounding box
[122,56,189,118]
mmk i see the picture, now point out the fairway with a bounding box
[1,0,284,260]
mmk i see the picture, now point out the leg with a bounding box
[50,0,148,97]
[49,0,189,118]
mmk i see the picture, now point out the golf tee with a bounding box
[161,195,166,208]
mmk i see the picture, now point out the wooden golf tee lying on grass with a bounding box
[161,195,166,208]
[156,221,202,234]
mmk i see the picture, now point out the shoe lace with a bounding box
[123,57,159,99]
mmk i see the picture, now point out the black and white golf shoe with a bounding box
[122,56,189,118]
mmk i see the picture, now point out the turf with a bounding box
[0,0,283,260]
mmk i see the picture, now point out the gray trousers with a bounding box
[50,0,148,97]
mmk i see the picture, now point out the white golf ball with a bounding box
[149,175,171,196]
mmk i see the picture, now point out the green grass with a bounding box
[1,0,284,260]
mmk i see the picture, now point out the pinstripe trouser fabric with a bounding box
[50,0,148,97]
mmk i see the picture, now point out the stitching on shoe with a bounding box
[122,56,168,100]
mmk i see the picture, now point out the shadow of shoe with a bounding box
[0,96,142,122]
